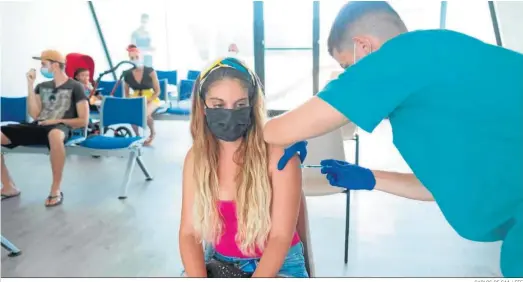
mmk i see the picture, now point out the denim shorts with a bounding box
[182,242,309,278]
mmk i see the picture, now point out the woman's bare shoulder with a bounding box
[183,147,195,171]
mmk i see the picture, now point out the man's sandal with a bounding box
[1,191,21,201]
[45,192,64,207]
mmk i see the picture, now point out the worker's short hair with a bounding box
[327,1,407,55]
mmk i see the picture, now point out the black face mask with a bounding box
[205,107,252,142]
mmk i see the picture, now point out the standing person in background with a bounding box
[227,43,239,58]
[131,13,154,67]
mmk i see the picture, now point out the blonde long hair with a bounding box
[189,59,272,256]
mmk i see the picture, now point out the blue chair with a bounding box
[1,97,27,123]
[157,70,177,86]
[164,79,193,116]
[178,79,195,102]
[152,79,170,115]
[187,70,200,80]
[158,79,168,102]
[79,96,153,199]
[97,80,124,98]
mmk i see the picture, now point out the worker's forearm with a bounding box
[179,234,207,277]
[372,170,434,201]
[27,84,40,119]
[252,236,293,277]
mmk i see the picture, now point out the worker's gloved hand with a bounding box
[320,159,376,190]
[277,141,308,170]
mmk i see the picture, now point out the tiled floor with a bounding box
[1,120,502,277]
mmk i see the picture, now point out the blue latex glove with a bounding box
[320,159,376,190]
[277,141,308,170]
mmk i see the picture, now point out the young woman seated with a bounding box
[123,44,161,145]
[179,58,308,278]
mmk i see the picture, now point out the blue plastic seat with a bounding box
[166,107,191,116]
[1,97,27,123]
[179,79,195,102]
[80,96,146,149]
[78,96,152,198]
[80,135,142,149]
[187,70,200,80]
[157,70,177,86]
[97,80,124,97]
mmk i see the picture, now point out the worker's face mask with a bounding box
[40,63,54,79]
[205,107,252,142]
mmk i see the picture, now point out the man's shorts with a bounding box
[1,122,71,148]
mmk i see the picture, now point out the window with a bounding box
[319,1,442,88]
[446,2,496,45]
[164,0,254,75]
[1,1,108,96]
[92,1,169,76]
[262,2,314,110]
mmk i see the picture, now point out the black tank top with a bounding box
[123,67,154,91]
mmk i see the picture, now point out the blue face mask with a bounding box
[40,67,54,79]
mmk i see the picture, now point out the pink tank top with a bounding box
[214,201,301,258]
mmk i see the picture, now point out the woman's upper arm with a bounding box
[150,70,161,94]
[180,148,197,237]
[124,82,130,97]
[269,146,302,239]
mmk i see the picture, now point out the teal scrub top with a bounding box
[317,29,523,242]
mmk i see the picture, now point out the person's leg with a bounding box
[45,128,67,206]
[500,204,523,278]
[144,102,160,145]
[0,131,20,198]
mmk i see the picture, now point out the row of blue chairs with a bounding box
[0,96,153,200]
[156,69,200,86]
[95,71,197,118]
[95,79,193,102]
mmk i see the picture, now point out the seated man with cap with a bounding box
[0,49,89,207]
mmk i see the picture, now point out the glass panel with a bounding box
[446,2,496,45]
[94,0,254,79]
[164,0,254,74]
[264,50,313,110]
[93,1,169,77]
[319,1,442,89]
[263,1,313,48]
[1,1,109,96]
[495,2,523,53]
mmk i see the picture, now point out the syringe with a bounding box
[300,164,323,169]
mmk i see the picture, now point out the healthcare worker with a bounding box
[264,1,523,278]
